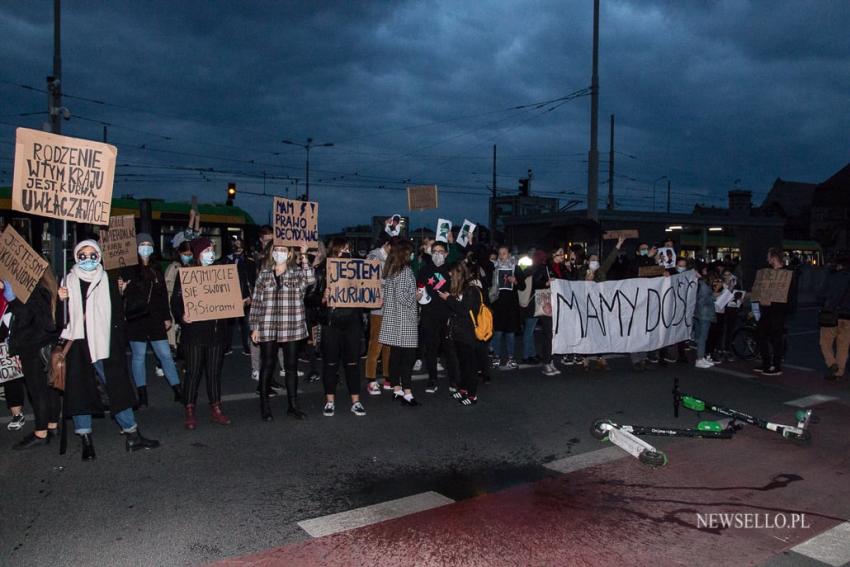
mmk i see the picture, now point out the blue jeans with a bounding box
[694,318,712,359]
[491,331,515,360]
[130,340,180,387]
[522,317,538,359]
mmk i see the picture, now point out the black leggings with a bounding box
[389,346,417,390]
[260,340,300,405]
[21,350,60,430]
[183,343,226,405]
[322,316,362,399]
[421,319,459,386]
[455,341,479,396]
[4,376,25,409]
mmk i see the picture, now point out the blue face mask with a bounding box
[78,259,99,272]
[180,254,194,265]
[200,250,216,266]
[138,245,154,258]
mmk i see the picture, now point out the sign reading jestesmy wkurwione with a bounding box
[0,343,23,384]
[326,258,383,309]
[0,224,49,304]
[12,128,117,225]
[273,197,319,249]
[101,214,138,271]
[178,265,244,322]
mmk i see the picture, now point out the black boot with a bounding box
[258,369,273,422]
[285,368,306,419]
[171,384,183,404]
[81,433,96,461]
[137,386,148,409]
[125,429,161,452]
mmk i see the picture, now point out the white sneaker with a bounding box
[413,359,423,372]
[695,358,712,369]
[323,402,335,417]
[436,362,445,372]
[367,381,381,395]
[279,369,286,377]
[542,363,561,376]
[351,402,366,417]
[155,367,165,377]
[7,414,25,431]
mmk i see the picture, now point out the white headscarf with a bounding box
[60,239,112,362]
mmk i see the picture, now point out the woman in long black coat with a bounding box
[58,239,159,460]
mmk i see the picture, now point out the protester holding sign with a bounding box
[490,246,525,370]
[575,238,624,371]
[317,238,367,417]
[249,243,316,421]
[365,234,393,395]
[754,247,797,376]
[379,240,422,406]
[164,240,194,350]
[440,262,485,405]
[170,238,238,429]
[122,233,182,408]
[4,269,61,449]
[58,240,159,460]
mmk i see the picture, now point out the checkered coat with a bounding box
[379,266,419,348]
[249,266,316,343]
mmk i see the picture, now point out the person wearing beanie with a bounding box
[164,239,194,351]
[171,238,248,429]
[57,239,160,460]
[122,233,182,408]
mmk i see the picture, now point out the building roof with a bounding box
[761,177,817,218]
[813,163,850,207]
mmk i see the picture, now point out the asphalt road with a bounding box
[1,306,847,566]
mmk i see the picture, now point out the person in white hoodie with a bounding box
[365,233,393,394]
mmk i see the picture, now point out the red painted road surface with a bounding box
[214,402,850,567]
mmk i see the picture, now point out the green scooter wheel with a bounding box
[591,418,612,441]
[639,449,668,468]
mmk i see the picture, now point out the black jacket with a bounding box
[448,285,484,345]
[417,257,452,323]
[122,263,171,342]
[7,286,59,355]
[818,268,850,317]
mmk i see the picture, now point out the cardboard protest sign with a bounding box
[407,185,438,211]
[639,265,666,278]
[603,229,639,240]
[326,258,383,309]
[12,128,116,225]
[435,218,452,243]
[0,225,49,304]
[178,265,244,322]
[456,219,476,248]
[0,343,23,384]
[273,197,319,249]
[749,268,793,306]
[714,288,734,313]
[656,247,677,269]
[534,289,552,317]
[497,269,514,291]
[100,215,138,271]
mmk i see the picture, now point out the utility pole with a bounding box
[607,114,614,210]
[586,0,600,221]
[490,144,497,236]
[47,0,67,286]
[103,125,107,142]
[666,179,672,214]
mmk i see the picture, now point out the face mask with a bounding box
[639,249,648,256]
[180,254,193,265]
[588,260,600,271]
[200,250,216,266]
[432,252,446,267]
[138,245,154,258]
[272,251,289,264]
[676,266,686,273]
[78,259,99,272]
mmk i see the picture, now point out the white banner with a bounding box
[552,271,698,354]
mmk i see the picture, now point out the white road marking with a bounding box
[784,394,839,408]
[544,446,626,474]
[297,491,454,538]
[783,364,816,372]
[791,522,850,567]
[707,366,757,379]
[221,392,262,402]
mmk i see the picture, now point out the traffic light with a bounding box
[518,178,529,196]
[226,182,236,206]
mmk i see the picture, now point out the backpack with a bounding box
[469,288,493,342]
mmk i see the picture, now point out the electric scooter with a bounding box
[672,378,813,443]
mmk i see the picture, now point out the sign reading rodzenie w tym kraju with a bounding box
[12,128,117,225]
[273,197,319,249]
[326,258,383,309]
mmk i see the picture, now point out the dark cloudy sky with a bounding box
[1,1,848,233]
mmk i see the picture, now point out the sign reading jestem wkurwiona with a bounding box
[326,258,383,309]
[100,214,138,271]
[12,128,117,226]
[273,197,319,249]
[178,265,244,322]
[0,224,49,304]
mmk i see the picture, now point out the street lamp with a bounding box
[281,137,334,201]
[652,175,668,212]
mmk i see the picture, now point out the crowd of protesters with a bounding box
[2,218,848,460]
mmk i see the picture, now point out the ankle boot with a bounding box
[260,398,273,422]
[125,429,161,452]
[80,433,96,461]
[137,385,148,409]
[172,384,184,404]
[287,397,307,420]
[210,402,232,425]
[258,370,273,421]
[184,404,197,430]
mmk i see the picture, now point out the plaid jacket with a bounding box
[249,266,316,343]
[379,266,419,348]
